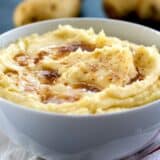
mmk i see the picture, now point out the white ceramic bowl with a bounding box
[0,18,160,160]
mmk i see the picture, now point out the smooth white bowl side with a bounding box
[0,19,160,160]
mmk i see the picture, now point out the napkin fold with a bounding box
[0,131,160,160]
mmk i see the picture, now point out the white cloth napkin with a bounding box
[0,131,160,160]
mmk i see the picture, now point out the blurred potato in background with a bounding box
[103,0,160,29]
[13,0,81,26]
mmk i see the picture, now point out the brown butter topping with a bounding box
[51,42,96,59]
[12,42,145,105]
[37,69,60,84]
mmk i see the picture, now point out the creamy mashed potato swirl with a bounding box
[0,25,160,115]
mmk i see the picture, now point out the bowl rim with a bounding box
[0,97,160,119]
[1,17,160,39]
[0,18,160,118]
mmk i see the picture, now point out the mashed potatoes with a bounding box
[0,25,160,115]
